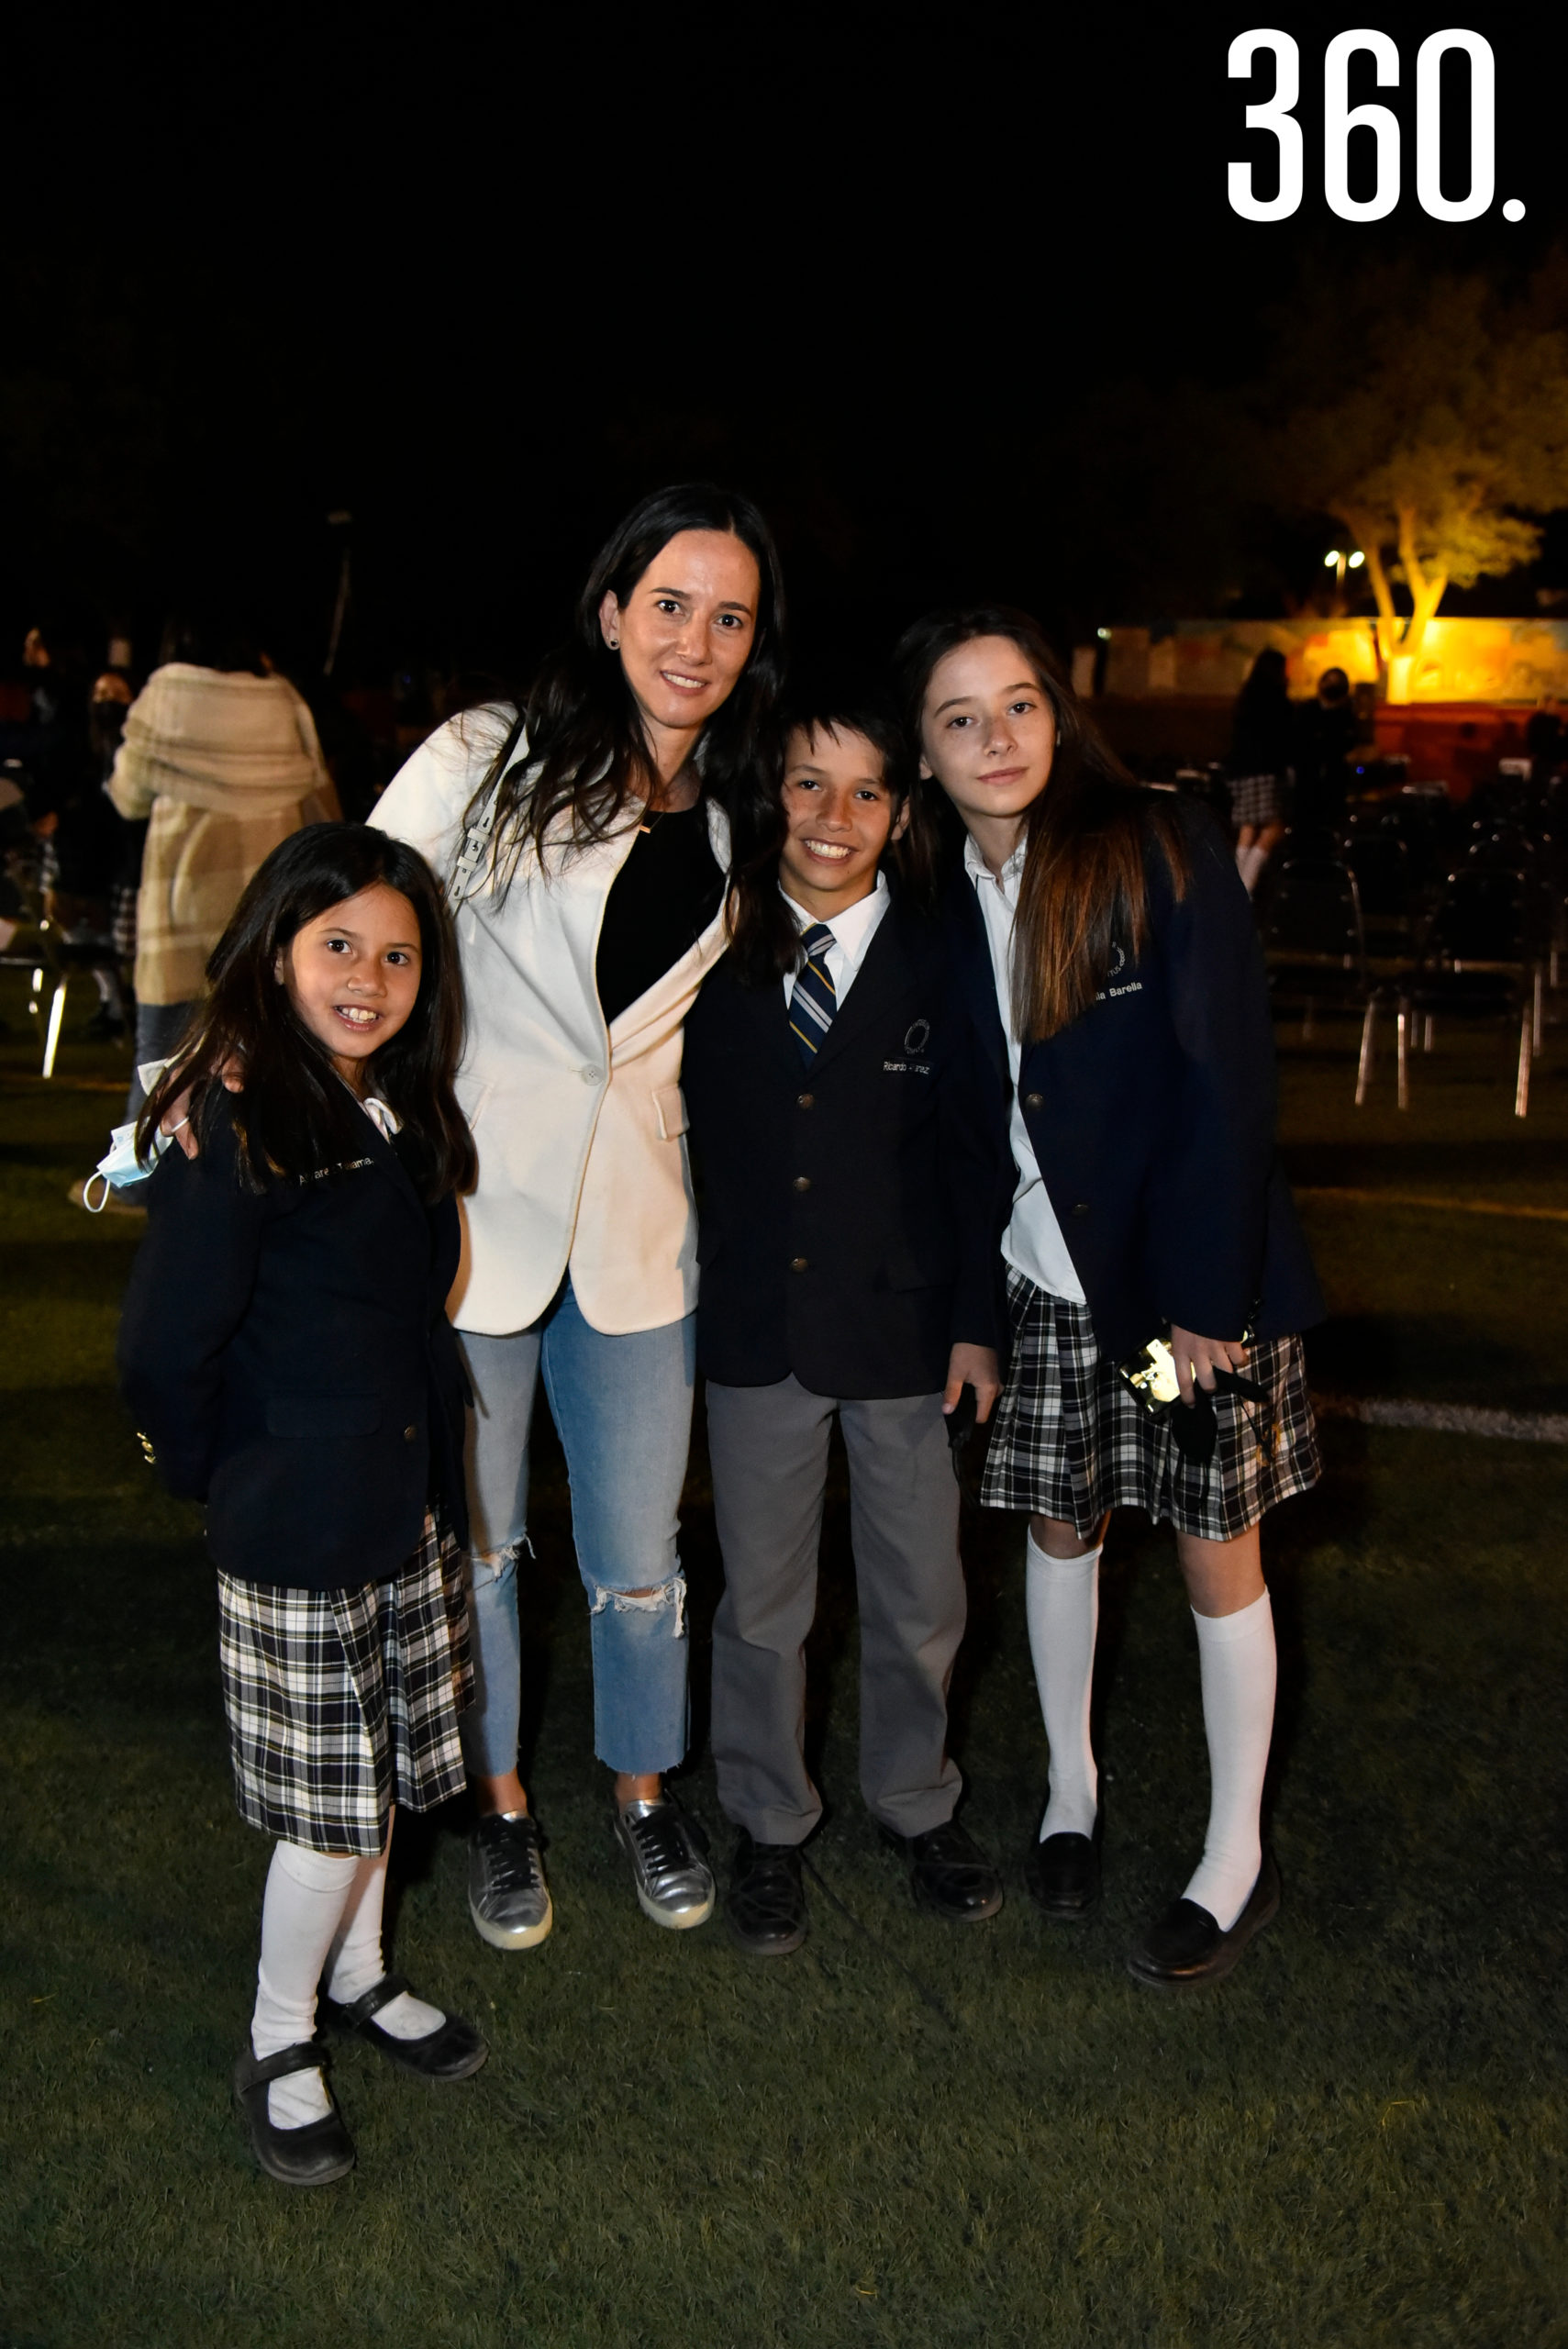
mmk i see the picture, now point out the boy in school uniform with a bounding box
[682,687,1008,1954]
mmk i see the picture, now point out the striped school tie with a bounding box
[789,921,838,1066]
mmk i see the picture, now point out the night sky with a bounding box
[5,5,1563,685]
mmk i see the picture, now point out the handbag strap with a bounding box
[445,708,530,913]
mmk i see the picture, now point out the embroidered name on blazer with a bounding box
[884,1013,934,1074]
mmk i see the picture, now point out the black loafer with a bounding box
[725,1832,808,1957]
[1025,1820,1102,1920]
[232,2040,355,2188]
[883,1818,1004,1923]
[1127,1852,1281,1990]
[322,1973,488,2080]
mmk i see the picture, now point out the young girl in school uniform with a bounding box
[682,686,1008,1954]
[118,823,485,2188]
[897,608,1324,1990]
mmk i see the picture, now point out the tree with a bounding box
[1265,262,1568,699]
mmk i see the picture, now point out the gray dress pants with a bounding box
[705,1374,965,1844]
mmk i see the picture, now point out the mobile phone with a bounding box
[946,1382,979,1452]
[1120,1316,1264,1416]
[1118,1333,1181,1415]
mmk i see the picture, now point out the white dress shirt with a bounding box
[781,871,891,1010]
[964,835,1085,1303]
[360,1095,402,1141]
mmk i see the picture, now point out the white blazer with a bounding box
[371,705,732,1338]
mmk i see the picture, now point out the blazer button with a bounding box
[1024,1092,1044,1110]
[581,1064,605,1085]
[790,1256,808,1273]
[404,1424,418,1442]
[1071,1202,1091,1218]
[793,1174,811,1191]
[796,1092,815,1108]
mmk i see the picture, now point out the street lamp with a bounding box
[1324,549,1366,588]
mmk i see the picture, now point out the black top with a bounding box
[1293,698,1360,829]
[595,803,725,1025]
[941,800,1323,1364]
[117,1091,469,1590]
[1231,688,1296,778]
[683,889,1008,1397]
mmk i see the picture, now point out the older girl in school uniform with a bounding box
[898,607,1323,1989]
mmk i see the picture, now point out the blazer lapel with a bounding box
[770,975,807,1079]
[356,1111,429,1239]
[945,866,1009,1091]
[802,907,913,1081]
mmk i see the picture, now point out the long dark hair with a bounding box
[726,684,938,987]
[468,483,786,892]
[138,824,477,1199]
[1231,643,1293,774]
[895,606,1187,1042]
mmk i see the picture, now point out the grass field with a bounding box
[2,978,1566,2347]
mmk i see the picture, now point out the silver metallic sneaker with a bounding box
[468,1812,553,1951]
[613,1798,715,1930]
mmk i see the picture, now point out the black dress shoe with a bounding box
[1025,1820,1102,1920]
[232,2040,355,2188]
[884,1818,1004,1923]
[725,1832,807,1957]
[1127,1852,1281,1990]
[322,1973,488,2079]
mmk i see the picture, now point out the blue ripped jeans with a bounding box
[456,1282,695,1780]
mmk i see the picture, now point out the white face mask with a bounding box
[83,1063,177,1210]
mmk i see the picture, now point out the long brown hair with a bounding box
[894,607,1187,1041]
[138,825,477,1200]
[465,483,786,894]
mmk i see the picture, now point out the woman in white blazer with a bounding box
[373,484,785,1946]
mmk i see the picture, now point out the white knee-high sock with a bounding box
[252,1842,360,2128]
[323,1813,444,2043]
[1183,1590,1276,1932]
[1025,1531,1101,1841]
[1236,842,1267,895]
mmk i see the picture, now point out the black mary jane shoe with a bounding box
[1024,1817,1103,1921]
[322,1973,489,2081]
[725,1831,808,1957]
[882,1817,1004,1923]
[232,2040,356,2188]
[1126,1852,1282,1990]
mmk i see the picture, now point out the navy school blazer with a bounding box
[683,887,1010,1397]
[117,1091,469,1590]
[943,800,1324,1365]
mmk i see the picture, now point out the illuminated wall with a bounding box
[1102,619,1568,705]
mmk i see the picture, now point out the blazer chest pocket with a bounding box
[653,1084,688,1141]
[268,1395,382,1439]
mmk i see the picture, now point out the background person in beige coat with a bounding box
[373,484,786,1946]
[110,612,338,1114]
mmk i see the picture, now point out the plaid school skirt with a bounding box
[981,1271,1322,1542]
[216,1511,473,1858]
[1228,772,1283,829]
